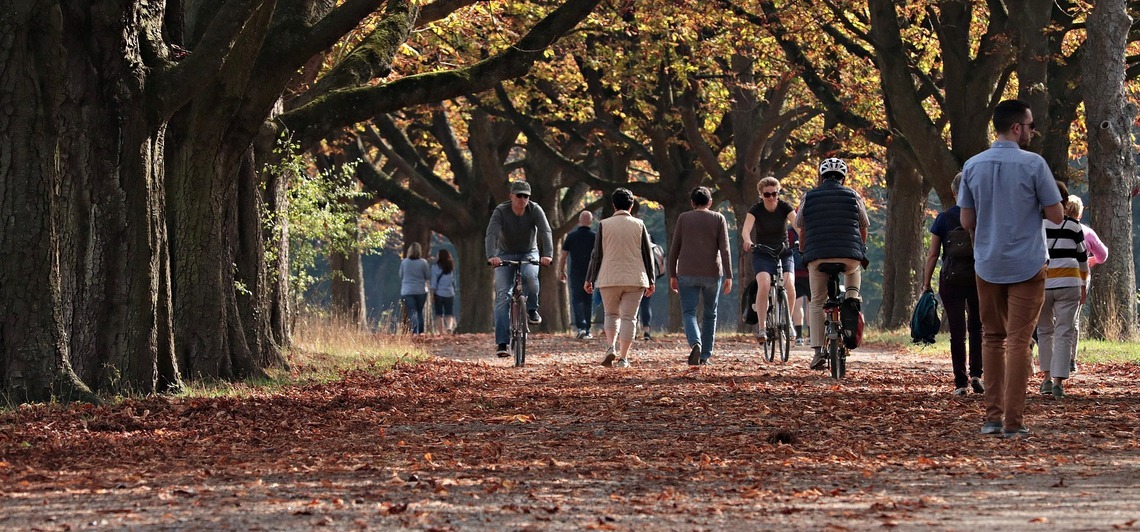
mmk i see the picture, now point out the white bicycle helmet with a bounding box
[818,157,848,180]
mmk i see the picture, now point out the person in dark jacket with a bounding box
[486,181,554,357]
[795,158,869,370]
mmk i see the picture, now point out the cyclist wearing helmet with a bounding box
[795,158,870,370]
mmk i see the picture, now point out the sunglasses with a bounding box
[1020,121,1036,131]
[762,191,780,198]
[514,193,530,199]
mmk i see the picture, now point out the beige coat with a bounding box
[588,211,654,289]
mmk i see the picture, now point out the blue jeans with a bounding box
[678,275,722,360]
[402,293,427,334]
[569,275,592,332]
[494,252,540,345]
[639,291,653,327]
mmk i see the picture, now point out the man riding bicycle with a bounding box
[741,176,798,345]
[486,181,554,357]
[796,158,870,370]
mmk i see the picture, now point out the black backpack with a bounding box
[939,226,975,288]
[910,290,941,344]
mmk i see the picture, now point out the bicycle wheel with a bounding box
[827,323,842,380]
[513,298,527,367]
[776,290,791,363]
[762,298,776,363]
[836,345,847,379]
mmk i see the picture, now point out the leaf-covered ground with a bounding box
[2,333,1138,530]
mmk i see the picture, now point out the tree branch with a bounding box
[279,0,603,146]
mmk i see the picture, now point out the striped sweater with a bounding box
[1043,216,1088,289]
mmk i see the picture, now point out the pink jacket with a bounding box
[1082,224,1108,267]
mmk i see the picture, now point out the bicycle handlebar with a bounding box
[490,259,544,267]
[750,242,790,258]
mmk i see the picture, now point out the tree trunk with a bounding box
[662,199,690,332]
[878,148,928,329]
[330,249,367,327]
[1,4,175,400]
[1082,0,1137,340]
[167,116,266,381]
[455,235,495,333]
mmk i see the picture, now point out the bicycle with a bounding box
[752,243,793,363]
[494,259,541,367]
[817,262,850,379]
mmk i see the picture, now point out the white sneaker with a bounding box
[952,387,968,396]
[616,358,630,368]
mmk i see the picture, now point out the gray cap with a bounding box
[510,181,532,195]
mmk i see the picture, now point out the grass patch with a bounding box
[864,327,1140,364]
[181,313,428,398]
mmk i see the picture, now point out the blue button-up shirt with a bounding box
[958,140,1063,284]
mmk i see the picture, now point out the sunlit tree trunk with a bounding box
[1082,0,1137,340]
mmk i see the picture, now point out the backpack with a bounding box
[910,290,941,345]
[650,243,666,279]
[939,226,976,288]
[840,297,864,349]
[741,279,759,325]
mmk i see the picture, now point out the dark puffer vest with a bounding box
[801,179,866,264]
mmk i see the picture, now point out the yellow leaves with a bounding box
[489,414,536,423]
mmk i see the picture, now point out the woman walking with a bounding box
[1037,182,1088,398]
[399,242,431,335]
[430,249,457,334]
[585,189,656,367]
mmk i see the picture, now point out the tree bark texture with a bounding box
[1081,0,1137,340]
[2,2,178,400]
[877,148,928,329]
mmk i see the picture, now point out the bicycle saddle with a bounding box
[818,263,847,275]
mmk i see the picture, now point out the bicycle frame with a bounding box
[497,259,540,367]
[818,263,848,379]
[753,244,792,363]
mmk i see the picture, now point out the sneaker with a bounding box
[699,358,711,366]
[616,358,630,368]
[575,329,588,340]
[1052,381,1065,399]
[527,309,542,324]
[809,348,827,370]
[980,421,1003,435]
[584,332,593,339]
[643,331,651,341]
[1002,427,1030,439]
[952,387,968,396]
[1070,359,1078,374]
[601,346,616,367]
[688,343,702,366]
[1039,379,1053,395]
[970,377,985,394]
[495,343,509,358]
[794,337,805,347]
[755,330,767,344]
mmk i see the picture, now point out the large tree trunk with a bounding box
[1082,0,1137,340]
[1,4,175,401]
[878,149,927,329]
[455,235,495,333]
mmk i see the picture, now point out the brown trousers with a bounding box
[976,268,1046,431]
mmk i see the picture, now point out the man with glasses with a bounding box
[486,181,554,357]
[959,99,1063,438]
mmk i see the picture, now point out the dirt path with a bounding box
[1,333,1138,530]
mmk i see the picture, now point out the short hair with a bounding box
[951,172,962,196]
[1056,180,1070,205]
[612,188,634,211]
[993,99,1031,135]
[406,242,422,260]
[757,176,780,194]
[1065,195,1084,219]
[690,186,712,207]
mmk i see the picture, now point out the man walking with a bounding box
[667,186,733,366]
[560,210,596,339]
[486,181,554,357]
[959,99,1063,438]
